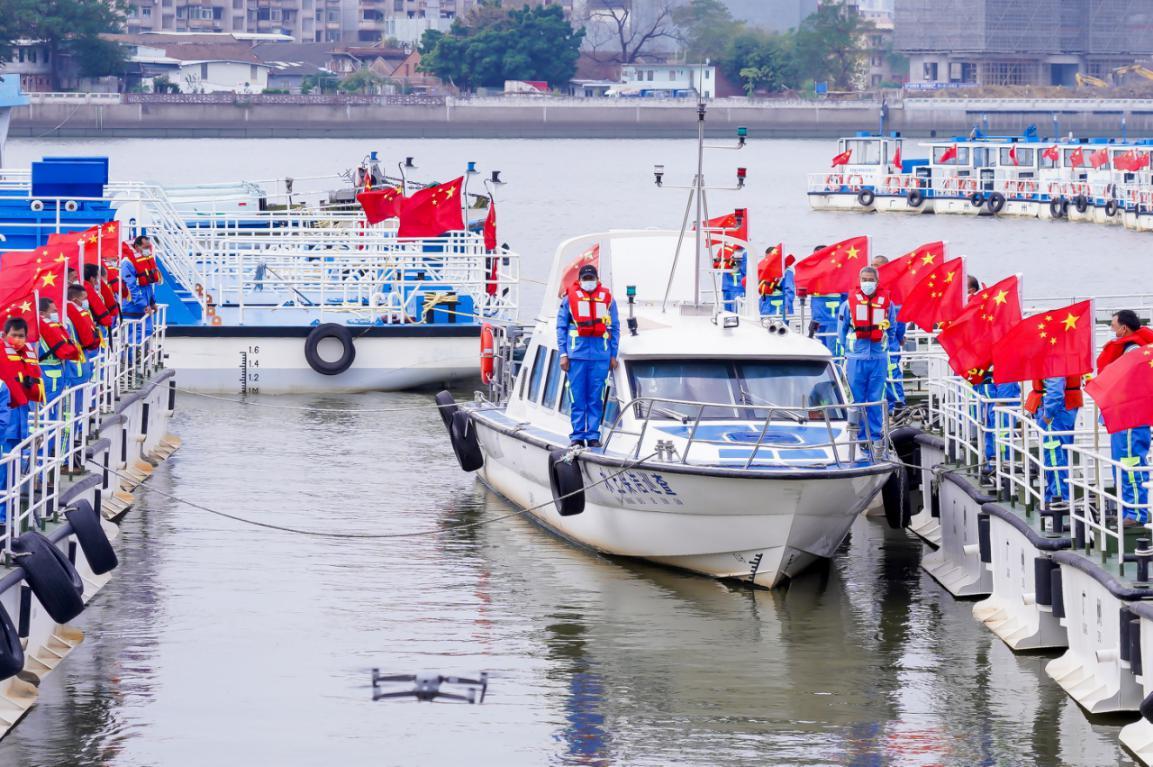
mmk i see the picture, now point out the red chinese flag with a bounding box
[757,243,784,294]
[483,200,497,251]
[938,145,958,163]
[1090,148,1109,169]
[795,236,869,295]
[0,249,49,306]
[1086,347,1153,433]
[1137,152,1151,171]
[397,177,465,238]
[937,274,1022,377]
[557,244,600,297]
[892,146,902,169]
[1115,152,1134,172]
[991,300,1094,383]
[1042,145,1060,162]
[876,241,945,304]
[699,209,748,247]
[897,257,965,329]
[1069,147,1085,168]
[0,291,40,343]
[357,186,404,224]
[1008,145,1019,166]
[831,148,852,167]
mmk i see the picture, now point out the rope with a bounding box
[91,450,657,540]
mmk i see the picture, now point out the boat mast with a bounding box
[693,85,705,307]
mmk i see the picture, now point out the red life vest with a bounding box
[39,320,82,362]
[133,245,162,286]
[1,343,29,408]
[67,302,102,352]
[758,252,783,296]
[1024,377,1083,414]
[712,244,739,272]
[565,284,613,338]
[84,281,114,327]
[849,289,891,342]
[1097,326,1153,372]
[100,279,121,321]
[964,368,989,386]
[20,346,44,403]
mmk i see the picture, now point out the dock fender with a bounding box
[548,449,585,517]
[304,323,356,376]
[881,466,907,529]
[906,188,924,208]
[1034,557,1056,606]
[1106,198,1120,217]
[435,390,458,432]
[0,603,23,682]
[1074,195,1089,213]
[968,191,984,207]
[12,532,84,625]
[1049,197,1067,219]
[65,500,118,576]
[977,513,991,564]
[1132,617,1143,678]
[1121,605,1134,663]
[449,410,484,472]
[986,192,1006,214]
[889,426,922,490]
[856,189,875,207]
[1051,566,1065,619]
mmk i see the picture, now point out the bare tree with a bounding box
[578,0,681,64]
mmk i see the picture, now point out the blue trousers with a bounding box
[759,294,788,319]
[846,355,886,441]
[1040,409,1078,503]
[721,286,741,313]
[885,350,905,409]
[567,357,611,443]
[1111,427,1151,522]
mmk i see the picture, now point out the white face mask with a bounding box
[48,312,59,323]
[580,279,597,292]
[860,281,877,296]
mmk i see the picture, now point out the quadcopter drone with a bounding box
[371,670,489,704]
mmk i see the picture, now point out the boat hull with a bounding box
[472,414,890,588]
[166,325,480,393]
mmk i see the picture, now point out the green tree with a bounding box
[338,69,387,94]
[0,0,127,89]
[673,0,743,64]
[719,28,797,95]
[300,72,339,94]
[793,1,872,91]
[419,4,584,91]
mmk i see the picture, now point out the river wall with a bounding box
[10,95,1153,139]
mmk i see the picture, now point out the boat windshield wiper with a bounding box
[740,388,806,424]
[647,403,690,422]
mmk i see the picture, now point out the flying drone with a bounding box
[371,670,489,704]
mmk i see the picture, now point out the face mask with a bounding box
[580,279,597,292]
[860,281,877,296]
[48,313,59,323]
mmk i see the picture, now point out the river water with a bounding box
[0,136,1145,766]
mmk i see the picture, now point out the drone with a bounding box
[371,670,488,704]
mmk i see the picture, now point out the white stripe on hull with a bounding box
[475,419,886,588]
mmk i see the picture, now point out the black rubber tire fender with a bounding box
[548,449,585,517]
[882,466,908,530]
[1050,197,1067,219]
[0,602,23,681]
[449,410,484,472]
[906,188,924,208]
[968,191,984,208]
[13,532,85,624]
[65,500,118,576]
[986,192,1006,214]
[856,189,875,207]
[1106,199,1120,217]
[435,390,458,433]
[304,323,356,376]
[1074,195,1089,213]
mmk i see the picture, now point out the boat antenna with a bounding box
[657,59,747,313]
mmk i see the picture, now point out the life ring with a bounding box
[65,499,118,576]
[907,188,925,208]
[985,192,1006,214]
[0,603,23,682]
[824,174,842,191]
[846,174,864,191]
[885,176,901,193]
[968,191,984,208]
[856,189,875,207]
[435,390,458,432]
[548,448,585,517]
[1047,181,1063,198]
[303,323,356,376]
[354,166,368,190]
[479,323,495,384]
[1049,197,1068,219]
[881,466,908,530]
[30,200,44,212]
[960,178,977,193]
[449,410,484,472]
[12,531,85,624]
[1106,199,1120,217]
[64,200,79,212]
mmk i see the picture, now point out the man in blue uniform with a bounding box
[872,255,907,412]
[837,266,897,447]
[1098,310,1153,522]
[557,264,620,448]
[1024,377,1082,506]
[758,251,795,320]
[715,244,746,313]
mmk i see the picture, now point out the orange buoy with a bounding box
[479,323,496,384]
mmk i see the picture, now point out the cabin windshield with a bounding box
[627,359,845,421]
[843,139,883,165]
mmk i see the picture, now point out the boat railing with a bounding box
[602,395,891,469]
[1065,443,1153,567]
[928,376,1024,471]
[805,171,926,195]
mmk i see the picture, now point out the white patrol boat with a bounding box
[438,227,900,588]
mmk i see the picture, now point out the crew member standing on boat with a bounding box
[557,264,620,448]
[714,242,746,313]
[37,298,82,405]
[872,255,906,413]
[1024,376,1082,507]
[1097,309,1153,521]
[757,247,795,319]
[837,266,897,446]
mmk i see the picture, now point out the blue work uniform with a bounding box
[811,294,846,356]
[759,267,795,319]
[0,380,10,524]
[557,289,621,444]
[837,294,898,443]
[119,256,153,318]
[980,379,1020,465]
[718,248,746,313]
[1033,377,1079,504]
[885,311,907,410]
[1105,342,1151,521]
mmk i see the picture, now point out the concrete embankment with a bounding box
[10,95,1153,139]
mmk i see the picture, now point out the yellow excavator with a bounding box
[1076,72,1110,88]
[1076,65,1153,88]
